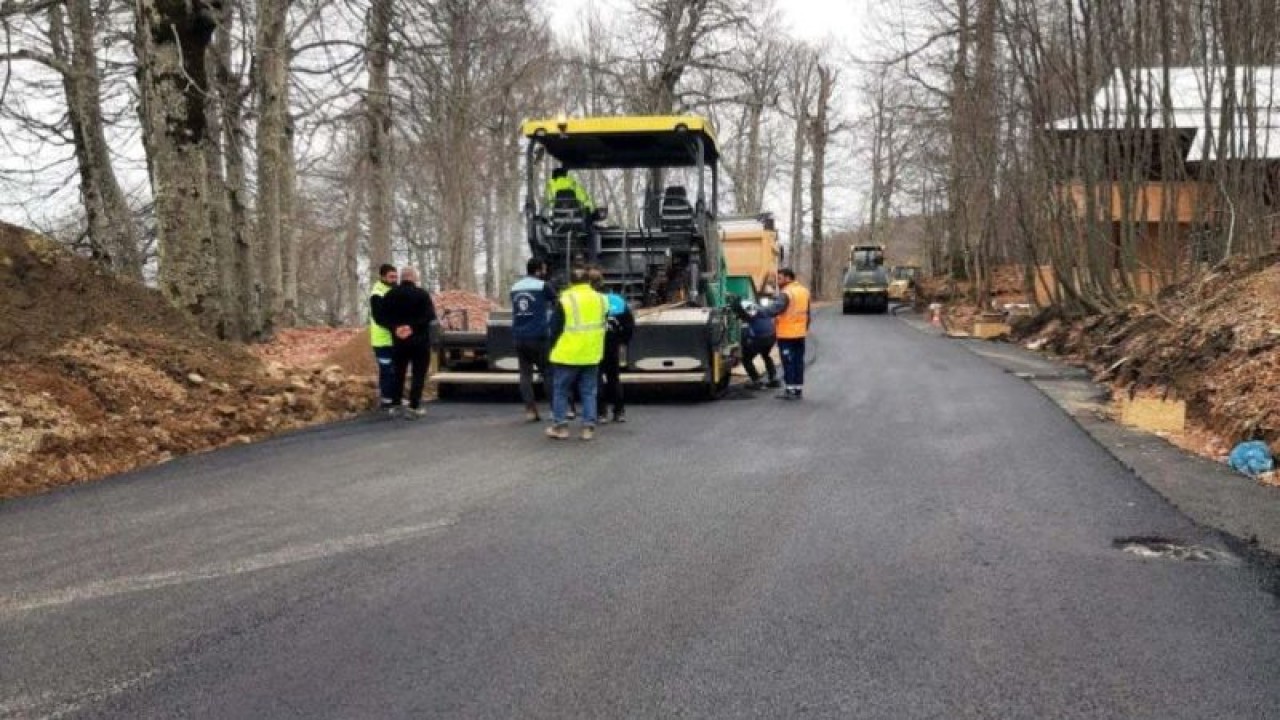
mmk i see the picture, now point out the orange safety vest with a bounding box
[775,282,811,339]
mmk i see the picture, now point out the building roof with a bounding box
[1052,66,1280,162]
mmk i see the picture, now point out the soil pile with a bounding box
[251,327,362,367]
[0,222,372,500]
[1022,254,1280,456]
[435,290,498,330]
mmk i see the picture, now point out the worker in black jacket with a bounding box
[382,267,437,419]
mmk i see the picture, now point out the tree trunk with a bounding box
[203,49,241,340]
[788,112,806,265]
[134,0,223,333]
[742,101,764,214]
[808,64,835,300]
[340,153,366,325]
[366,0,394,272]
[482,184,496,298]
[255,0,289,334]
[52,0,141,279]
[211,0,258,338]
[281,116,299,325]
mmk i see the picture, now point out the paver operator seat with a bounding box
[660,186,695,233]
[550,189,587,235]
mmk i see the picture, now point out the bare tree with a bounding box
[0,0,142,275]
[134,0,224,332]
[781,44,818,262]
[365,0,393,273]
[208,0,259,339]
[50,0,142,278]
[255,0,292,331]
[807,62,837,299]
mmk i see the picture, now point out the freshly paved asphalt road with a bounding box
[3,310,1279,719]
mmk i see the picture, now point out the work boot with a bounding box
[581,425,595,441]
[545,424,569,440]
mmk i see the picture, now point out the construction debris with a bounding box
[434,290,498,331]
[1020,252,1280,467]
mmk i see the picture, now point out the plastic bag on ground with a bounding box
[1228,441,1275,478]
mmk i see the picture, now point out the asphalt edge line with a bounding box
[894,309,1280,569]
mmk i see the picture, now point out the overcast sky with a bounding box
[548,0,870,43]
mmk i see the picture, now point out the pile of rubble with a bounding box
[434,289,498,330]
[251,327,362,367]
[0,223,372,500]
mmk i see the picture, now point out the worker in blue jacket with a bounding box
[732,297,780,390]
[510,258,557,422]
[592,271,634,423]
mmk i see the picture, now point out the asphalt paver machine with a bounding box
[432,115,738,399]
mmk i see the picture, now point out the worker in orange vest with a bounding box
[772,267,811,400]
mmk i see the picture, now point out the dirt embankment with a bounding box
[1018,255,1280,459]
[0,223,371,500]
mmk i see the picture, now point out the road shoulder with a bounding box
[897,308,1280,558]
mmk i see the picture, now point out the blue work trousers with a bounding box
[778,338,806,390]
[552,364,598,426]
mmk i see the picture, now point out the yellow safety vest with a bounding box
[550,284,608,366]
[369,281,393,348]
[545,175,594,211]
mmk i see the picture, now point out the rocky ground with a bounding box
[0,222,496,500]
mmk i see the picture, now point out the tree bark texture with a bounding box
[366,0,393,273]
[51,0,141,278]
[134,0,224,333]
[807,64,835,299]
[210,0,259,338]
[255,0,290,334]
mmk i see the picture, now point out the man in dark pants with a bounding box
[369,264,399,414]
[592,271,634,424]
[772,267,811,400]
[732,298,780,390]
[511,258,556,422]
[546,266,607,441]
[383,267,437,419]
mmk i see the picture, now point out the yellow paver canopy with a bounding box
[522,115,719,169]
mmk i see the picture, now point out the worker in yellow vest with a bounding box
[545,167,599,261]
[773,267,811,400]
[369,263,399,414]
[544,167,594,213]
[546,266,608,440]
